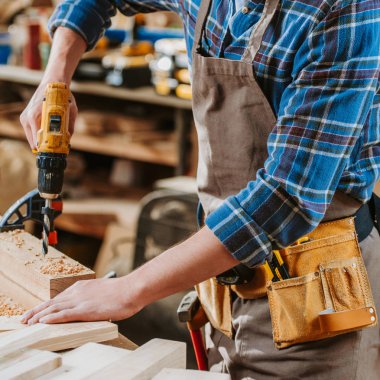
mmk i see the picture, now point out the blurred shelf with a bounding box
[0,118,178,166]
[0,65,192,110]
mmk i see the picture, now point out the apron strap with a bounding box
[192,0,213,56]
[193,0,281,62]
[242,0,281,63]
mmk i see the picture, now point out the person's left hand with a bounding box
[21,278,141,325]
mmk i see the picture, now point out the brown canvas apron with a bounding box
[191,0,380,378]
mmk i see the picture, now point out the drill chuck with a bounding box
[37,153,67,199]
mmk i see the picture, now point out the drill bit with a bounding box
[42,199,51,256]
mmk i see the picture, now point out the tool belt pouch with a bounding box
[267,218,377,349]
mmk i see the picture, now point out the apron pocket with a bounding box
[318,257,377,334]
[267,272,325,349]
[268,256,378,349]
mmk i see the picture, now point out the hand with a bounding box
[20,83,77,150]
[21,278,142,325]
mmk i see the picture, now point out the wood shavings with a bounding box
[0,230,25,247]
[39,259,85,276]
[0,294,25,316]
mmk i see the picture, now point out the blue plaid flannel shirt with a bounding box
[49,0,380,267]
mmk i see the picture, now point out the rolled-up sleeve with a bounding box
[206,0,380,267]
[48,0,181,50]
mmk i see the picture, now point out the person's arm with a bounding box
[205,0,380,266]
[21,0,181,148]
[22,226,238,324]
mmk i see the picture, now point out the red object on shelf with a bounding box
[23,22,41,70]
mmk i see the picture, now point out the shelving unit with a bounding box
[0,65,194,174]
[0,65,192,110]
[0,117,177,166]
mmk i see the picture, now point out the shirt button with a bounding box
[241,6,250,14]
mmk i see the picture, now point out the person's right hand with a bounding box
[20,81,77,150]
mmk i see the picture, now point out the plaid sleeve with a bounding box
[206,0,380,267]
[48,0,180,50]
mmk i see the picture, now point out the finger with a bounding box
[39,309,80,324]
[20,119,35,149]
[68,101,77,135]
[28,303,72,325]
[21,299,53,324]
[30,117,41,149]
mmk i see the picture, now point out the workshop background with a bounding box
[0,0,198,368]
[1,0,379,371]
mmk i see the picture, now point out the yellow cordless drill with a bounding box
[36,82,71,256]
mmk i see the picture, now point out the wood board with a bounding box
[0,321,118,353]
[0,348,61,380]
[0,323,49,357]
[91,338,186,380]
[0,274,43,310]
[0,316,24,331]
[153,369,231,380]
[38,342,131,379]
[0,230,95,308]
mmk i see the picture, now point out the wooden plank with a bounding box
[0,272,43,309]
[0,230,95,305]
[0,322,118,353]
[31,322,119,352]
[153,369,231,380]
[38,342,130,379]
[0,317,24,332]
[0,324,49,357]
[0,349,61,380]
[101,333,138,351]
[92,338,186,380]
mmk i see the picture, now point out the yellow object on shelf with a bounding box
[175,84,192,100]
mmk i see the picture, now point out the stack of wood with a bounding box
[0,229,230,379]
[0,322,230,379]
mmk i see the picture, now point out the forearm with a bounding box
[124,226,239,309]
[42,27,86,85]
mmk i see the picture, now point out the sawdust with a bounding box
[0,229,25,247]
[1,230,87,276]
[40,259,85,276]
[0,294,25,316]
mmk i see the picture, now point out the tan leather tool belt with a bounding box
[195,217,378,348]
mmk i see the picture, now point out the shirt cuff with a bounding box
[48,0,115,51]
[205,196,273,267]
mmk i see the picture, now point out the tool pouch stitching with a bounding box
[267,232,377,349]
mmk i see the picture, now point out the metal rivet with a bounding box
[352,263,357,268]
[314,272,319,277]
[242,6,249,14]
[371,316,375,322]
[370,308,374,314]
